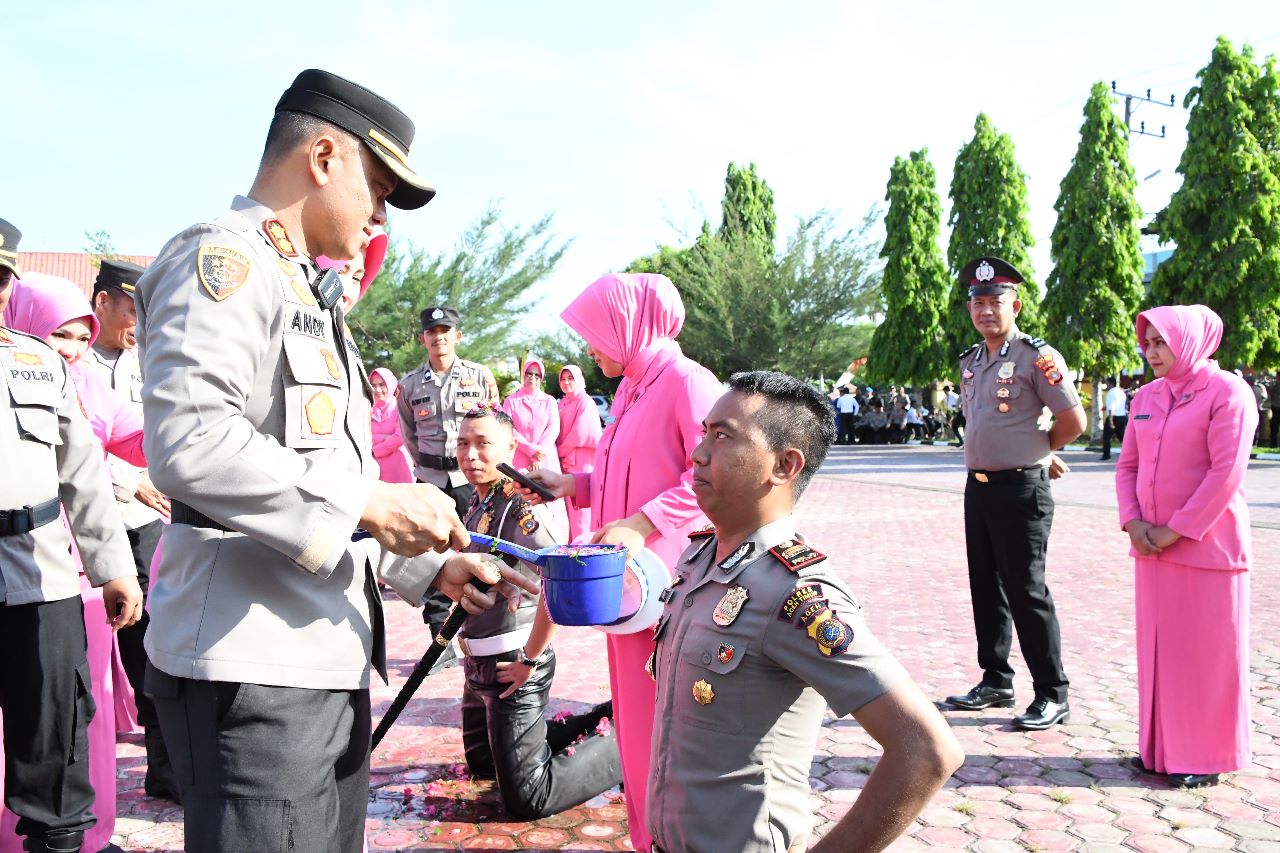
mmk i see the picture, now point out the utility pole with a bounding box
[1110,81,1175,138]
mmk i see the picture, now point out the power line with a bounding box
[1110,82,1176,139]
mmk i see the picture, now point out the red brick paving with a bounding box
[110,446,1280,850]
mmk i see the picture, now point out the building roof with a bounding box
[19,253,154,296]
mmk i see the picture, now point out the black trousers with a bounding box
[0,596,96,841]
[116,518,163,727]
[963,470,1068,702]
[146,664,369,853]
[461,650,620,821]
[835,413,856,444]
[1101,415,1127,459]
[420,480,475,631]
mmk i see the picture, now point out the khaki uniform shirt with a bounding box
[961,331,1080,471]
[0,328,134,604]
[397,358,499,487]
[647,516,909,853]
[136,195,445,690]
[84,343,160,529]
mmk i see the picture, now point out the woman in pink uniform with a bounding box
[555,364,601,541]
[531,273,721,850]
[503,355,562,472]
[2,272,146,853]
[370,367,414,483]
[1116,304,1255,789]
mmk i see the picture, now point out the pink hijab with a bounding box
[3,272,101,345]
[317,227,390,304]
[369,366,399,421]
[1137,304,1223,397]
[509,355,548,399]
[560,273,687,420]
[557,364,599,451]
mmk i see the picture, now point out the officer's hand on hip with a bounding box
[135,471,172,520]
[101,575,144,632]
[1047,453,1070,480]
[433,553,541,615]
[363,481,470,557]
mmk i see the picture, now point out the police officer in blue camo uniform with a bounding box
[943,257,1087,731]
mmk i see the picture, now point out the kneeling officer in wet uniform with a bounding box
[647,371,962,853]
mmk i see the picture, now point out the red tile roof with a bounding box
[19,253,154,296]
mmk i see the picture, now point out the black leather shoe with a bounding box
[943,684,1015,710]
[1013,697,1070,730]
[1168,772,1219,788]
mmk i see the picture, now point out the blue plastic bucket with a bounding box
[539,545,628,626]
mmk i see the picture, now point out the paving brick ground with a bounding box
[109,445,1280,851]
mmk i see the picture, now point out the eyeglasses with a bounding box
[524,371,543,378]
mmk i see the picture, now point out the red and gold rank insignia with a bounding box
[712,585,749,627]
[320,348,341,381]
[263,218,298,257]
[13,351,43,366]
[717,642,735,663]
[769,539,827,572]
[689,524,716,539]
[692,679,715,705]
[1035,355,1064,386]
[197,245,251,302]
[804,607,854,656]
[305,390,337,435]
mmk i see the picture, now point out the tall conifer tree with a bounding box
[945,114,1041,353]
[866,149,949,386]
[1149,37,1280,368]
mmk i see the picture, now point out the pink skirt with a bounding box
[607,631,657,852]
[1135,557,1251,774]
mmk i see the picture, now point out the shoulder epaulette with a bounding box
[769,539,827,572]
[689,524,716,540]
[1021,334,1050,351]
[1,327,51,348]
[959,343,980,360]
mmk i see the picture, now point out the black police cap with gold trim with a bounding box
[93,258,146,297]
[0,217,22,277]
[275,69,436,211]
[421,306,460,330]
[962,256,1025,297]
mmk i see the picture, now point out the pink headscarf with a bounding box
[3,272,101,345]
[510,355,548,398]
[369,366,399,421]
[316,227,390,305]
[1137,304,1223,397]
[557,364,599,454]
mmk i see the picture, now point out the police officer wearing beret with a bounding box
[0,217,144,853]
[943,258,1086,730]
[83,257,181,800]
[135,70,538,853]
[648,371,962,853]
[398,305,500,657]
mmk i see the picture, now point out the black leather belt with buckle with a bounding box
[420,453,459,471]
[969,467,1046,484]
[0,496,62,537]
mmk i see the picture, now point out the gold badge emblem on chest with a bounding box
[305,391,337,435]
[998,361,1015,380]
[712,585,749,627]
[692,679,715,705]
[320,348,341,381]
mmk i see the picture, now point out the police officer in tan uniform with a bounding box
[84,257,181,800]
[942,257,1086,731]
[647,371,962,853]
[135,71,537,853]
[0,217,144,853]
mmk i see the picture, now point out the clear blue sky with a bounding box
[6,1,1279,326]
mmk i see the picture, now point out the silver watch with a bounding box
[517,649,541,667]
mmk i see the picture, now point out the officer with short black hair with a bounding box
[1,216,144,853]
[943,257,1086,731]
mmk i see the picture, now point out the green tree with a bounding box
[1149,36,1280,368]
[1043,82,1146,436]
[945,113,1041,353]
[720,161,777,259]
[83,229,125,269]
[865,149,950,386]
[348,207,569,377]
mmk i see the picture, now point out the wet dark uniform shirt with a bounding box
[647,516,908,853]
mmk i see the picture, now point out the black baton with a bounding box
[371,579,492,749]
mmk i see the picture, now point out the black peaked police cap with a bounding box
[275,69,436,210]
[962,256,1025,298]
[93,258,146,297]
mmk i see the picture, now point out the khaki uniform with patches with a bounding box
[398,357,499,488]
[85,343,160,528]
[0,329,135,603]
[646,516,908,853]
[136,195,445,690]
[960,332,1080,471]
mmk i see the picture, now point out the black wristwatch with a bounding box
[517,649,543,667]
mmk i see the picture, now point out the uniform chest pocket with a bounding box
[281,337,347,448]
[8,381,63,447]
[675,625,750,733]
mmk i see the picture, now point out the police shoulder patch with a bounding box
[769,539,826,572]
[805,607,855,656]
[689,524,716,539]
[197,244,251,302]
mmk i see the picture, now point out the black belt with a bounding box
[420,453,459,471]
[0,497,62,537]
[968,467,1046,484]
[172,501,373,542]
